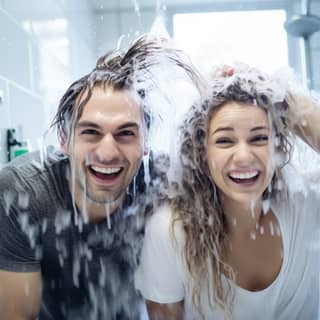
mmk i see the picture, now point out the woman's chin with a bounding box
[222,192,262,209]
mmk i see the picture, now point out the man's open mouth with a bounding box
[89,165,124,180]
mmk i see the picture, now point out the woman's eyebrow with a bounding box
[250,126,269,132]
[212,127,234,134]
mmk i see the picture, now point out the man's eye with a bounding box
[117,130,135,137]
[251,135,268,143]
[81,129,99,135]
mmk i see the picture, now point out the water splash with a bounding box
[3,190,14,215]
[105,202,111,229]
[269,221,275,236]
[132,0,141,17]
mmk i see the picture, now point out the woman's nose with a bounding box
[232,143,254,165]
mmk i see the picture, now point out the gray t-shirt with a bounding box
[0,148,148,320]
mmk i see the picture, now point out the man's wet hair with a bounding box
[51,34,202,145]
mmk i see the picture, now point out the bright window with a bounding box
[173,10,288,74]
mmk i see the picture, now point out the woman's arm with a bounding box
[135,205,186,318]
[286,92,320,152]
[146,300,184,320]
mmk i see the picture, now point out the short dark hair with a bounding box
[51,34,202,145]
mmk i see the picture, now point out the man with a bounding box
[0,35,199,320]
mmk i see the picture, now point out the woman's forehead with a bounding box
[208,101,269,130]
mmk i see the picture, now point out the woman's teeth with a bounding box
[229,171,259,181]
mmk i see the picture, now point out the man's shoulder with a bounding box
[1,147,66,180]
[0,147,69,210]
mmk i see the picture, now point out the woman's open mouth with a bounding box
[228,170,260,185]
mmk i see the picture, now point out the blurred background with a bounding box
[0,0,319,167]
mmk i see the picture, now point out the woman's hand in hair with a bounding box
[285,92,320,152]
[212,65,234,78]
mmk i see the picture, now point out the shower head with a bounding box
[285,14,320,37]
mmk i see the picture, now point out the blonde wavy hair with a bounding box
[170,65,294,319]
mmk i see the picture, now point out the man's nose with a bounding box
[95,134,120,162]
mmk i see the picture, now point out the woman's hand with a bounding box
[285,92,320,152]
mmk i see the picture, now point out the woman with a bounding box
[135,65,320,319]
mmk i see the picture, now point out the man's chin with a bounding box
[85,190,125,205]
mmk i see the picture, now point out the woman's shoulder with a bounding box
[283,165,320,199]
[273,166,320,227]
[147,203,173,229]
[146,203,184,244]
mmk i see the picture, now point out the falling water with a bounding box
[0,1,319,319]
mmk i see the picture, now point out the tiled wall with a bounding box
[0,0,95,168]
[94,7,156,55]
[310,1,320,90]
[0,7,42,166]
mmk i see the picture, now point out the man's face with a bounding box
[62,85,146,206]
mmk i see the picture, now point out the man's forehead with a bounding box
[76,83,141,105]
[76,84,145,125]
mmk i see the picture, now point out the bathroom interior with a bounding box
[0,0,319,167]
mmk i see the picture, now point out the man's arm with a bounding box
[0,270,41,320]
[146,300,184,320]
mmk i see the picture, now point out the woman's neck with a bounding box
[222,197,265,236]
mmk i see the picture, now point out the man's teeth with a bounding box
[91,166,121,174]
[229,171,258,180]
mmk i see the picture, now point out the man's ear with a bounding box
[60,132,68,156]
[143,137,149,156]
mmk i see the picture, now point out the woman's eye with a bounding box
[215,138,232,144]
[251,135,268,143]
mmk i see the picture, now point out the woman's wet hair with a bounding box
[170,64,294,318]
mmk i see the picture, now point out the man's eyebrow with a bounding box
[118,122,140,130]
[75,121,140,130]
[76,121,100,129]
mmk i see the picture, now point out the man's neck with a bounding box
[82,197,124,224]
[69,181,125,224]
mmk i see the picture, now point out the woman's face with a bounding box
[206,101,275,206]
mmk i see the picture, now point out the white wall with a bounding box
[94,7,157,55]
[0,0,96,167]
